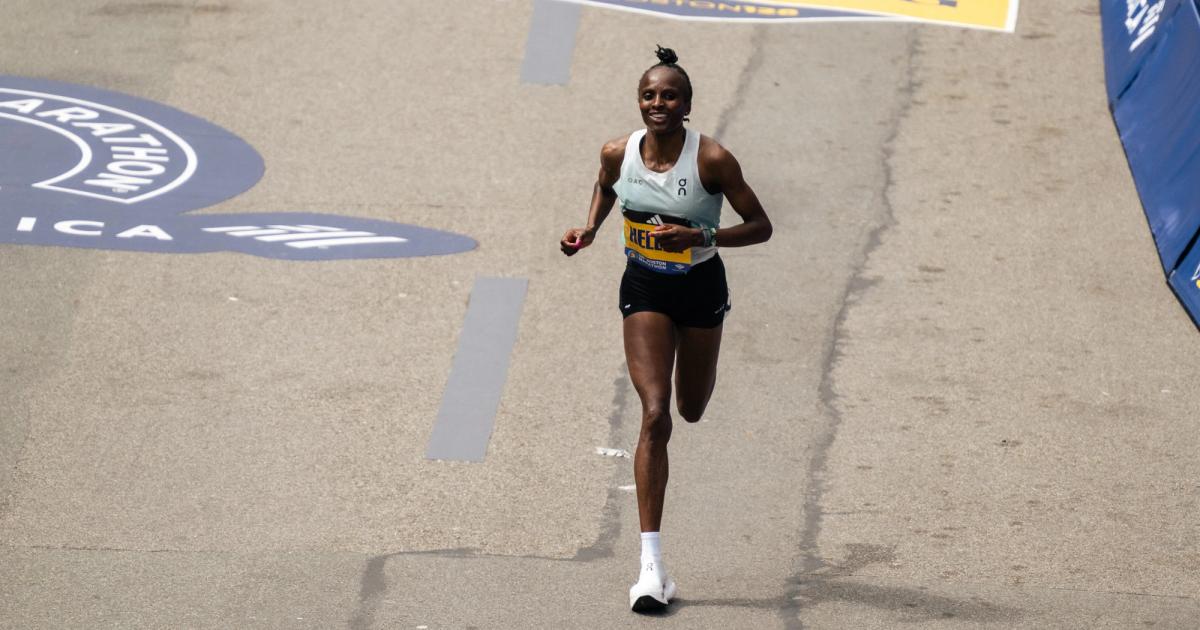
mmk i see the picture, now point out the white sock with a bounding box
[640,532,664,577]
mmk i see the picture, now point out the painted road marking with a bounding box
[201,224,408,249]
[426,277,529,462]
[0,76,477,261]
[0,88,199,204]
[521,0,582,85]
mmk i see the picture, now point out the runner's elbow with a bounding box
[759,220,773,243]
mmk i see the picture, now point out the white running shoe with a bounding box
[628,561,678,612]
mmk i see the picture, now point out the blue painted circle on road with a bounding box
[0,76,476,260]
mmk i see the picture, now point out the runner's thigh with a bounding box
[674,324,722,419]
[623,311,677,407]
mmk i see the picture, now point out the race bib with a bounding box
[623,210,692,274]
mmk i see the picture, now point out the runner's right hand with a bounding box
[560,228,595,256]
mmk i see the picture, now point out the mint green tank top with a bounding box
[613,129,723,273]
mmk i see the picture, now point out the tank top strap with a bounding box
[677,129,702,193]
[622,130,647,174]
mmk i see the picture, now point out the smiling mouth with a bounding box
[648,112,667,122]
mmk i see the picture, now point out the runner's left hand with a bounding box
[652,225,701,252]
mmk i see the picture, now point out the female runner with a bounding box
[560,46,772,612]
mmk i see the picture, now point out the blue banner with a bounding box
[1169,236,1200,321]
[1102,0,1183,100]
[1102,0,1200,328]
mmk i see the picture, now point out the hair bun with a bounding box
[654,45,679,65]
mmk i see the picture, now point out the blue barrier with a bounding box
[1103,0,1200,328]
[1169,238,1200,320]
[1102,0,1183,100]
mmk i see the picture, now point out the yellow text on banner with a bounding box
[760,0,1018,31]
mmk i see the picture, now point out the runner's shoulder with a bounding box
[697,133,735,166]
[601,134,631,167]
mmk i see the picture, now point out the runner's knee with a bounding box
[639,405,673,444]
[678,402,705,424]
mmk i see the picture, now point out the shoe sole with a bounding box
[631,595,668,613]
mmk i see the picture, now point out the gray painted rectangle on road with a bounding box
[425,277,528,462]
[520,0,581,85]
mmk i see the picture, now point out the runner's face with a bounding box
[638,67,690,134]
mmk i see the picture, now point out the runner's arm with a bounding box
[704,143,772,248]
[561,138,626,256]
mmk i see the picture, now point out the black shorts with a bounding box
[619,254,731,328]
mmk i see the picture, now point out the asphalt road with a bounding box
[1,1,1197,628]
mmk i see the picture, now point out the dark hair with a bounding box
[645,45,693,102]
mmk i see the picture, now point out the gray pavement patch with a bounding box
[713,26,766,143]
[783,27,919,630]
[425,277,529,462]
[348,555,388,630]
[520,0,581,85]
[795,576,1024,624]
[572,370,633,562]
